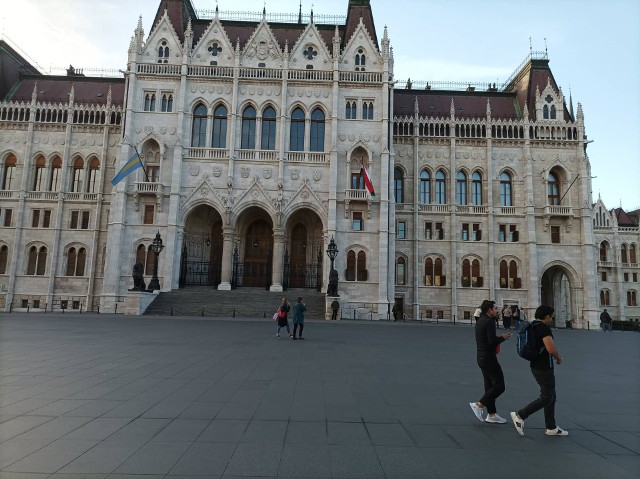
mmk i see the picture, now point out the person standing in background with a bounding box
[600,309,613,332]
[502,304,512,330]
[292,296,306,340]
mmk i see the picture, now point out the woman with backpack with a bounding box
[275,297,291,338]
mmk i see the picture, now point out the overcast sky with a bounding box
[2,0,639,210]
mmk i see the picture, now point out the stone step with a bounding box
[144,287,327,319]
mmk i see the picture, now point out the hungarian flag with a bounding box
[361,161,375,196]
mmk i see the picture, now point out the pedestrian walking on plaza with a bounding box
[331,299,340,320]
[470,300,511,424]
[275,297,291,338]
[511,305,520,330]
[600,308,613,332]
[292,296,306,340]
[510,305,569,437]
[502,304,512,330]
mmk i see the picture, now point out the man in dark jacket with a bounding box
[600,309,613,332]
[470,300,512,424]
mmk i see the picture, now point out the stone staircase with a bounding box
[143,287,327,320]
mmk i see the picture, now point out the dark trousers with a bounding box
[477,356,505,414]
[293,323,304,338]
[517,368,556,430]
[331,310,338,320]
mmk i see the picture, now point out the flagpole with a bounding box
[134,146,150,182]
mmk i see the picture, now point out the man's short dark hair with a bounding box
[480,300,495,315]
[534,305,554,319]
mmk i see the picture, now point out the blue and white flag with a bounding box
[111,151,142,186]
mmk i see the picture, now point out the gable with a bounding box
[289,23,332,71]
[191,17,235,67]
[241,21,283,68]
[143,12,183,64]
[341,18,382,72]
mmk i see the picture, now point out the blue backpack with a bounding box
[516,321,544,360]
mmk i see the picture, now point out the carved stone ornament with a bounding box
[200,185,210,197]
[301,190,310,199]
[241,167,250,178]
[313,170,322,181]
[190,166,200,176]
[212,166,222,177]
[263,168,272,179]
[291,169,300,180]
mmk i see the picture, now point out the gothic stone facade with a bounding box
[1,0,633,326]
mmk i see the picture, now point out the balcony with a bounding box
[418,204,450,213]
[346,189,372,201]
[0,190,18,199]
[544,205,573,217]
[26,191,60,201]
[237,149,279,161]
[456,205,488,214]
[497,206,518,215]
[65,192,99,202]
[135,182,163,195]
[286,152,328,163]
[598,261,614,268]
[184,147,229,160]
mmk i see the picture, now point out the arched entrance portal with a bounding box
[284,209,324,290]
[180,205,223,287]
[541,265,573,328]
[234,207,274,288]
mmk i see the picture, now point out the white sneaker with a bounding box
[545,427,569,436]
[510,412,524,436]
[469,402,486,422]
[485,413,507,424]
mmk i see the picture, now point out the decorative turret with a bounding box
[577,102,584,123]
[450,98,455,120]
[414,97,419,119]
[183,18,193,54]
[486,98,491,120]
[68,84,75,107]
[333,25,340,59]
[106,85,112,108]
[523,101,529,122]
[569,88,574,119]
[31,82,38,105]
[381,25,389,60]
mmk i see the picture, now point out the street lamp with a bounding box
[147,231,164,291]
[326,236,339,297]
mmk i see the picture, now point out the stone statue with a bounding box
[131,262,146,291]
[327,268,339,297]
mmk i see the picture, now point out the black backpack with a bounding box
[516,321,544,360]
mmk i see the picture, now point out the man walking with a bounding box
[510,305,568,437]
[600,309,613,332]
[470,300,511,424]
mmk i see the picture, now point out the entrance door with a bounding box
[243,220,272,287]
[289,224,307,288]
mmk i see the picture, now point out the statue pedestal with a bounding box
[125,290,158,315]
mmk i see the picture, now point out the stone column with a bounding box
[270,229,285,292]
[218,227,235,290]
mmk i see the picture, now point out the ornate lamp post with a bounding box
[147,231,164,291]
[326,236,339,297]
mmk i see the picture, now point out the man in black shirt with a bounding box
[510,305,568,437]
[470,300,512,424]
[600,309,613,332]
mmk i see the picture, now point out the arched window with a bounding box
[471,259,481,287]
[548,171,560,205]
[630,244,637,264]
[144,92,156,112]
[394,168,404,203]
[355,48,366,71]
[161,93,173,112]
[310,108,325,152]
[456,171,467,205]
[621,244,628,264]
[66,247,87,276]
[600,290,610,306]
[362,101,373,120]
[462,259,471,287]
[627,290,637,307]
[346,250,356,281]
[3,154,17,190]
[471,171,482,205]
[550,105,557,119]
[87,158,100,193]
[0,245,8,274]
[509,260,518,289]
[396,257,406,285]
[261,106,276,150]
[50,156,62,191]
[27,246,47,275]
[346,101,356,119]
[543,105,549,119]
[191,104,207,148]
[290,107,305,151]
[435,170,446,204]
[158,40,169,63]
[599,242,609,262]
[419,170,430,204]
[212,104,228,148]
[499,172,512,206]
[499,260,508,288]
[33,156,46,191]
[71,157,84,192]
[434,257,444,286]
[425,257,433,285]
[241,106,256,149]
[357,251,367,281]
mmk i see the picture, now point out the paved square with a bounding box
[0,314,638,478]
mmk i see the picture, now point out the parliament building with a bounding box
[0,0,638,326]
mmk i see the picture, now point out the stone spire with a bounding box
[486,99,491,120]
[569,87,574,119]
[450,98,455,120]
[107,85,112,108]
[414,97,419,118]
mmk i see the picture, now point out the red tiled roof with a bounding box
[8,76,125,106]
[394,89,518,120]
[344,0,378,49]
[613,208,639,227]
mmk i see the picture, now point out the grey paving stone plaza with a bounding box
[0,313,638,479]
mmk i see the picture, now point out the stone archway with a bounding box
[234,206,274,288]
[180,205,223,287]
[540,265,573,328]
[284,208,324,289]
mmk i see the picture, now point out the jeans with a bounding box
[602,322,612,332]
[293,323,304,338]
[277,323,290,335]
[517,368,557,430]
[477,356,505,414]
